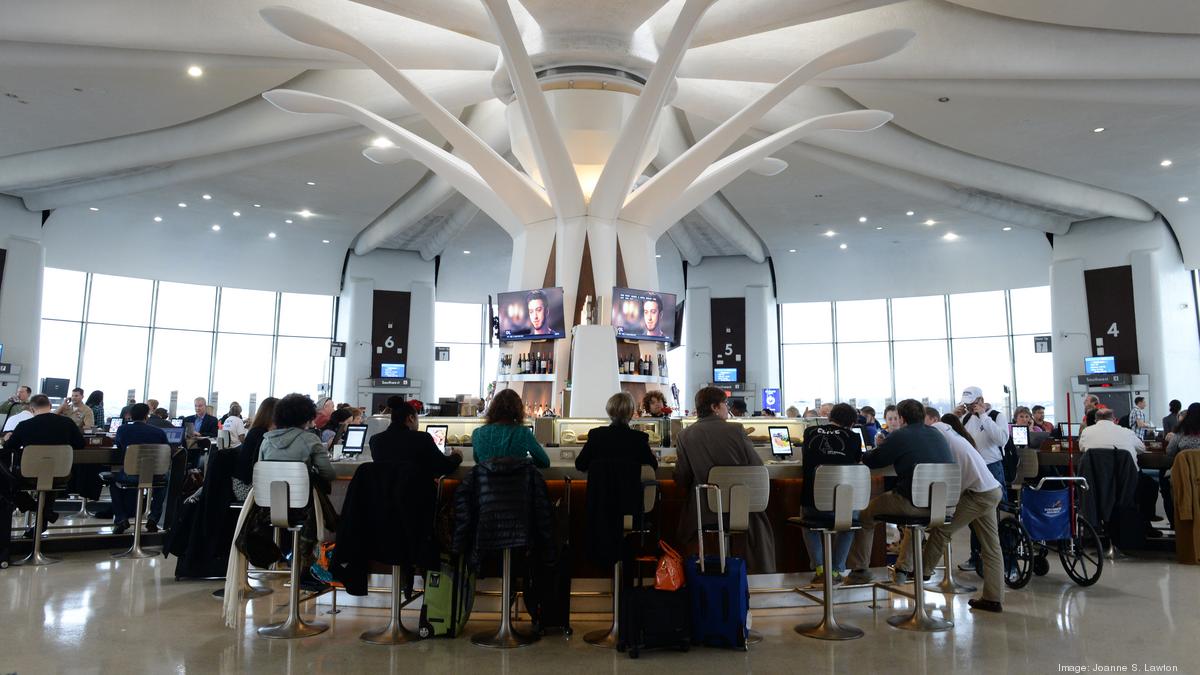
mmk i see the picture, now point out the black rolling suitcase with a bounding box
[524,476,573,635]
[618,554,691,658]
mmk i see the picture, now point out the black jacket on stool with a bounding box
[575,423,658,566]
[168,447,238,579]
[453,457,555,571]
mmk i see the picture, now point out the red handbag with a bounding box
[655,541,686,591]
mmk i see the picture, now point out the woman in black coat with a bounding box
[576,392,658,566]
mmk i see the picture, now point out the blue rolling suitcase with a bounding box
[685,484,749,650]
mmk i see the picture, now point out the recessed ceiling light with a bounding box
[211,224,221,231]
[371,136,394,148]
[201,194,212,200]
[268,232,277,239]
[284,219,293,224]
[178,202,187,208]
[923,219,937,226]
[186,65,203,78]
[305,181,316,186]
[88,207,99,212]
[1179,196,1190,203]
[232,211,241,217]
[1161,159,1173,167]
[253,204,261,208]
[322,239,330,244]
[299,209,313,218]
[943,232,959,241]
[1003,226,1013,231]
[858,216,867,223]
[875,226,883,230]
[839,243,848,250]
[464,250,471,255]
[906,211,915,216]
[824,230,836,237]
[788,249,796,253]
[1092,127,1105,133]
[153,216,162,223]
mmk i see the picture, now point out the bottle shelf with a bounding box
[498,374,557,382]
[618,374,670,384]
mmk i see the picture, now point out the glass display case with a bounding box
[416,416,531,446]
[544,416,669,447]
[672,416,814,446]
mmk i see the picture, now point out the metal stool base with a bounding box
[258,617,330,639]
[795,529,863,640]
[795,620,864,641]
[887,524,953,633]
[112,548,159,560]
[212,586,272,600]
[583,628,618,648]
[112,487,157,559]
[471,548,539,649]
[361,621,418,645]
[584,561,620,648]
[887,612,953,632]
[745,629,763,645]
[16,552,61,567]
[926,540,976,594]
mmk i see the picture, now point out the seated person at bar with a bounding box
[470,389,550,468]
[800,402,863,586]
[1079,408,1145,461]
[2,394,85,538]
[576,392,658,472]
[111,403,170,535]
[370,395,463,475]
[184,397,218,438]
[57,387,95,430]
[922,409,1005,612]
[857,405,881,447]
[674,386,776,573]
[844,399,952,585]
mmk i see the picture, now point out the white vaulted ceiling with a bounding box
[3,0,1200,293]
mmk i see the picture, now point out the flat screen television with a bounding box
[497,287,566,341]
[612,287,677,343]
[1084,356,1116,374]
[713,368,738,383]
[380,363,406,378]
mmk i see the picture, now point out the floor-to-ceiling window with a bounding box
[37,268,334,416]
[433,301,490,401]
[780,286,1054,420]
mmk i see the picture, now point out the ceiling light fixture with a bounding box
[824,230,836,237]
[1161,159,1173,167]
[1092,127,1105,133]
[1003,226,1013,231]
[923,219,937,226]
[153,216,163,223]
[186,65,204,78]
[284,219,293,224]
[202,194,212,200]
[178,202,187,208]
[788,249,796,253]
[906,211,915,216]
[943,232,959,241]
[858,216,867,223]
[268,232,277,239]
[1178,196,1190,203]
[299,209,313,218]
[253,204,262,208]
[232,211,241,217]
[305,181,316,186]
[322,239,330,244]
[371,136,394,148]
[839,243,848,250]
[211,224,221,231]
[875,226,883,230]
[88,207,99,212]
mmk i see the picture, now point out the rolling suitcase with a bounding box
[418,551,476,638]
[685,484,749,650]
[524,476,573,635]
[619,555,691,658]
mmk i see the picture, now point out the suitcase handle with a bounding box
[694,483,725,575]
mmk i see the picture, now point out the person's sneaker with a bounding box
[891,567,913,585]
[968,598,1003,613]
[144,519,159,534]
[957,559,979,572]
[299,570,330,593]
[808,571,825,588]
[112,520,131,535]
[842,569,875,586]
[831,570,845,585]
[47,511,60,525]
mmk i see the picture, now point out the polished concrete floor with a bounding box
[1,530,1197,674]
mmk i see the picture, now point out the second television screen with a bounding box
[497,287,566,341]
[612,287,676,343]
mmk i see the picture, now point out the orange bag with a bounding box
[655,541,685,591]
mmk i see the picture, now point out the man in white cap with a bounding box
[953,385,1009,571]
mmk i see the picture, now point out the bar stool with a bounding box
[253,461,328,639]
[704,466,770,645]
[471,547,537,649]
[586,465,657,648]
[15,445,73,566]
[791,464,871,640]
[112,444,172,559]
[361,565,418,644]
[880,463,961,632]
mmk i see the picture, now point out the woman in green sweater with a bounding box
[471,389,550,468]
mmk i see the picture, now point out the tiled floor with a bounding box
[1,531,1197,674]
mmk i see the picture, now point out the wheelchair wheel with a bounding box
[1059,516,1104,587]
[999,518,1034,589]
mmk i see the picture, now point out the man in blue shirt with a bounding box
[843,399,954,585]
[111,403,169,534]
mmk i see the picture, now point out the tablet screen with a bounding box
[342,424,368,454]
[852,427,867,449]
[1011,425,1030,447]
[768,426,791,456]
[426,425,448,454]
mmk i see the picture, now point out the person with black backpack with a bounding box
[954,386,1009,572]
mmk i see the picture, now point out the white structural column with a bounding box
[684,287,713,411]
[0,237,45,384]
[744,285,778,394]
[1050,216,1200,425]
[334,276,375,405]
[409,281,437,403]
